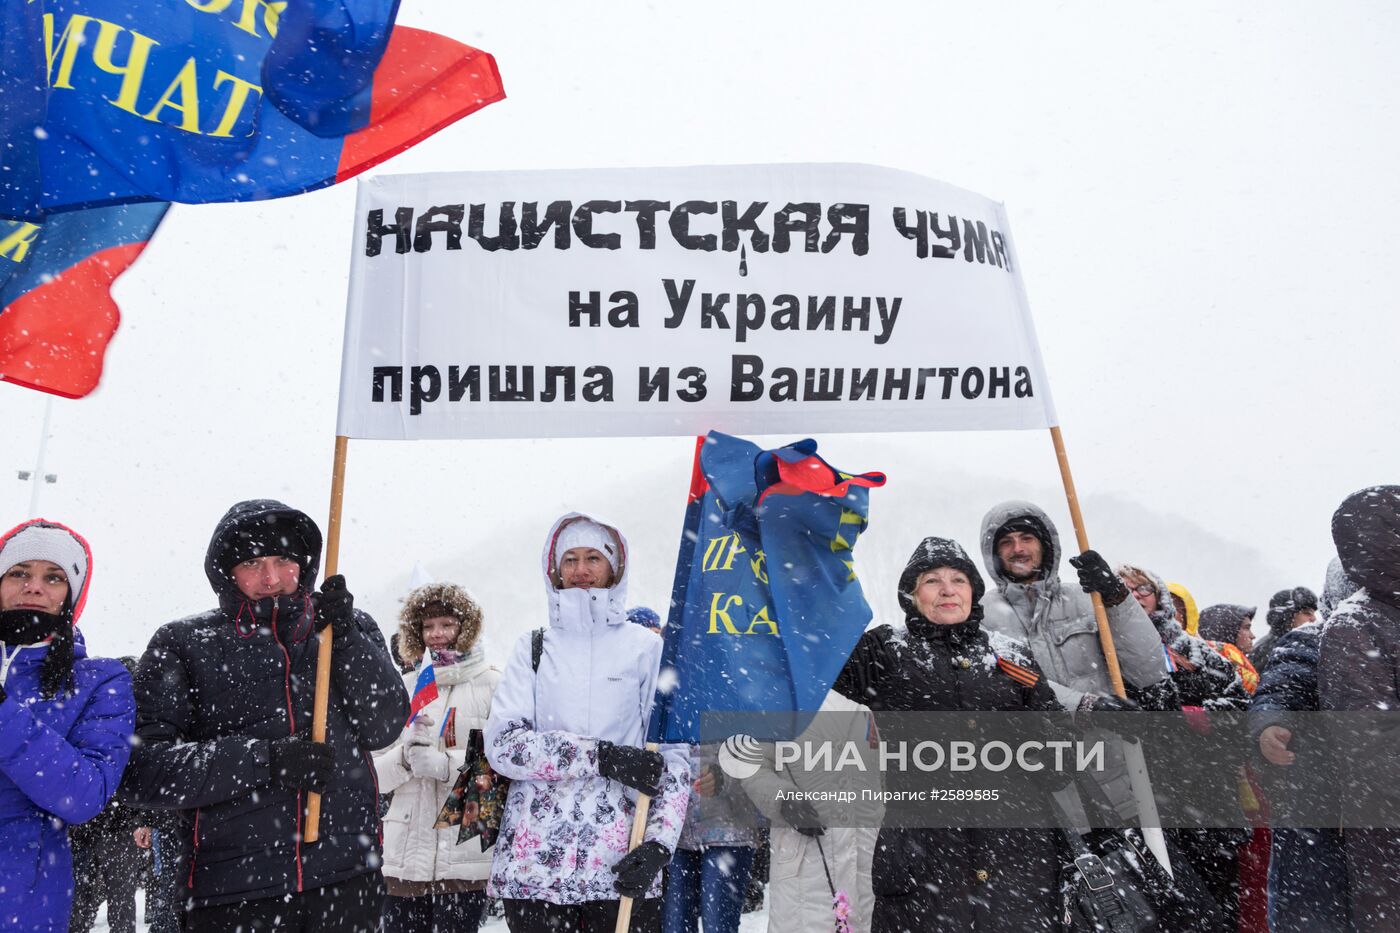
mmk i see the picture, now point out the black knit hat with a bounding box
[1266,587,1318,634]
[898,537,986,620]
[993,516,1053,562]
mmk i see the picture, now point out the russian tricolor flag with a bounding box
[406,661,439,728]
[0,205,168,398]
[0,1,504,397]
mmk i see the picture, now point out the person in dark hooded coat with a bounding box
[1318,485,1400,931]
[120,500,409,933]
[1250,567,1356,932]
[1117,567,1250,925]
[834,537,1064,933]
[1197,604,1260,695]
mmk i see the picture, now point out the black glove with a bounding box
[597,741,665,796]
[269,735,334,792]
[1078,693,1142,738]
[780,798,825,837]
[611,840,671,898]
[1068,550,1129,607]
[312,575,355,635]
[1129,676,1182,712]
[0,682,6,704]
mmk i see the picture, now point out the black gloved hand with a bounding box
[597,741,665,796]
[1130,676,1182,712]
[269,735,334,792]
[312,575,355,635]
[611,840,671,898]
[780,798,825,837]
[1078,693,1142,738]
[1068,550,1130,607]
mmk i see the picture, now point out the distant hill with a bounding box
[362,462,1286,661]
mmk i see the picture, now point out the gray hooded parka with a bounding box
[977,501,1168,818]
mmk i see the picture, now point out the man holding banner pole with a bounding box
[122,500,408,932]
[978,499,1171,822]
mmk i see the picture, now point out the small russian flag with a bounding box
[406,662,439,727]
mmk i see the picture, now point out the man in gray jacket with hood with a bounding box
[978,501,1169,818]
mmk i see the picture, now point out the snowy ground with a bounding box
[92,889,772,931]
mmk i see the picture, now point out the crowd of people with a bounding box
[0,485,1396,932]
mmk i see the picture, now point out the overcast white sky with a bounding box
[1,1,1395,658]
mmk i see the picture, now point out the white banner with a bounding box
[337,163,1057,440]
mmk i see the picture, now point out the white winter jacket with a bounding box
[738,692,881,933]
[484,513,690,904]
[373,649,502,885]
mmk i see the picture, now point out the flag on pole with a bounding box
[13,1,505,214]
[405,661,439,727]
[0,1,504,397]
[0,204,168,397]
[649,431,885,744]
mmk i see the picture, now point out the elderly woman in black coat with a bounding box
[834,537,1064,933]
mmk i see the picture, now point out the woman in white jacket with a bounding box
[374,582,502,933]
[484,513,690,933]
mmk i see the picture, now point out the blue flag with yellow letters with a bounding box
[649,432,885,744]
[4,0,504,217]
[0,1,503,396]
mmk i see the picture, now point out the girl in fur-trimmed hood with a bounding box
[376,581,501,928]
[396,582,483,668]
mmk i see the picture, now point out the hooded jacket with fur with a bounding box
[375,583,501,888]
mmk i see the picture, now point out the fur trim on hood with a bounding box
[396,582,484,667]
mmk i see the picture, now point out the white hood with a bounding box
[540,512,630,634]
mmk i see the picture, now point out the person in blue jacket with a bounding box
[0,518,135,932]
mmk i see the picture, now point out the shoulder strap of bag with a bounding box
[531,627,545,673]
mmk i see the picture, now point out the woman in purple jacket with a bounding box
[0,518,135,933]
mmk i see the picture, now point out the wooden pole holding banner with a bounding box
[1049,425,1172,876]
[615,741,661,933]
[1048,426,1125,696]
[305,434,350,844]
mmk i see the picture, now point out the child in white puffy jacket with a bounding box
[374,582,501,933]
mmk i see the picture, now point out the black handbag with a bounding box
[1059,825,1160,932]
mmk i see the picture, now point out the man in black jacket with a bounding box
[121,500,409,932]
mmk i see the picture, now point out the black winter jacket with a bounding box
[1252,624,1322,722]
[120,501,409,908]
[833,536,1066,933]
[1318,485,1400,930]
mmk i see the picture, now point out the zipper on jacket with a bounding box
[0,644,20,685]
[187,808,200,888]
[363,749,383,847]
[269,603,305,893]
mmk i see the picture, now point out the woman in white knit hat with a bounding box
[484,513,690,933]
[0,518,135,933]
